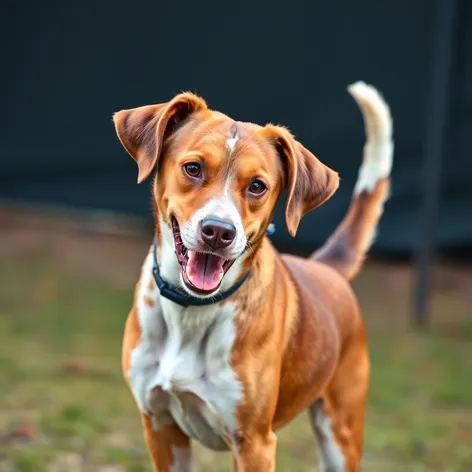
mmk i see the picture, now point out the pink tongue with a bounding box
[186,251,225,291]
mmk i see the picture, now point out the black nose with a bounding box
[200,216,236,249]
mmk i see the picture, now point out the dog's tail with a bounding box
[313,81,393,281]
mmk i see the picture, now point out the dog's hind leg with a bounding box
[308,331,369,472]
[141,413,194,472]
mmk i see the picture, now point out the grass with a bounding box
[0,233,471,471]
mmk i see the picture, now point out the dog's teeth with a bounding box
[186,264,192,278]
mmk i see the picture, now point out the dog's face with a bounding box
[114,93,339,297]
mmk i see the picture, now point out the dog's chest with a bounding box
[128,253,242,450]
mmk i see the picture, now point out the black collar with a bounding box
[151,224,275,308]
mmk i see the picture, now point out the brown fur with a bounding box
[115,92,387,471]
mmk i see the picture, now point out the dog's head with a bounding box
[114,93,339,298]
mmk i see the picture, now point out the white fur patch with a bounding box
[129,250,166,413]
[225,135,239,154]
[223,170,234,197]
[311,402,345,472]
[170,446,193,472]
[127,234,243,452]
[180,195,247,294]
[348,81,394,195]
[159,215,184,288]
[225,122,240,154]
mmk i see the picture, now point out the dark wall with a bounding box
[2,1,471,254]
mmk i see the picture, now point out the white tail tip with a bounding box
[348,81,394,195]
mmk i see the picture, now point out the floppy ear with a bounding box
[262,125,339,237]
[113,93,207,183]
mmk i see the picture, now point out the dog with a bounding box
[114,81,393,472]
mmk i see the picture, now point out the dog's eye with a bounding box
[247,179,267,196]
[183,162,202,179]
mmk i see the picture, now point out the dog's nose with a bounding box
[200,216,236,249]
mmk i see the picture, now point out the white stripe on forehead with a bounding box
[225,122,239,154]
[223,123,240,196]
[223,168,235,196]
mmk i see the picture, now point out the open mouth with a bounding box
[172,217,235,295]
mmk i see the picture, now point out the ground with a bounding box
[0,207,471,471]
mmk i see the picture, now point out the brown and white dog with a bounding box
[114,81,393,472]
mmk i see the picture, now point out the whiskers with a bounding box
[244,239,255,257]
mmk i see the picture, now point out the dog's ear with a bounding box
[262,125,339,237]
[113,93,207,183]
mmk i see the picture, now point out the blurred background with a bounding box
[1,1,471,471]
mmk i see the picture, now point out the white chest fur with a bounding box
[128,251,242,450]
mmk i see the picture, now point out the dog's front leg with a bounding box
[141,413,194,472]
[231,430,277,472]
